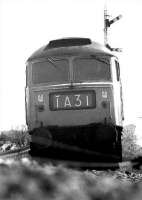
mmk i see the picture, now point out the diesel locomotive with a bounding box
[25,38,124,162]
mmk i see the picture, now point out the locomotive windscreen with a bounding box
[74,57,111,82]
[32,56,111,84]
[32,59,69,84]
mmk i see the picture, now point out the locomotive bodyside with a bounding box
[25,38,124,162]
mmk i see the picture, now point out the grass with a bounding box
[0,158,142,200]
[0,125,142,199]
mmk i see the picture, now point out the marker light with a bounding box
[101,101,109,109]
[35,105,45,112]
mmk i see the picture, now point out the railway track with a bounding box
[0,145,141,172]
[0,146,30,160]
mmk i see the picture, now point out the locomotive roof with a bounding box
[27,38,114,62]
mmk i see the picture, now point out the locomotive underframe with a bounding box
[29,123,122,163]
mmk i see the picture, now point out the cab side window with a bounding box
[115,60,120,81]
[26,66,28,87]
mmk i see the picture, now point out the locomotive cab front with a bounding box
[26,38,124,162]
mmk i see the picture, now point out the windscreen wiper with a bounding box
[90,55,110,65]
[47,57,58,69]
[47,57,67,74]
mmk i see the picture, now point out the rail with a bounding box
[33,157,134,171]
[0,145,141,171]
[0,146,30,160]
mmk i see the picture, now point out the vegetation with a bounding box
[122,124,142,160]
[0,159,141,200]
[0,126,30,149]
[0,125,142,199]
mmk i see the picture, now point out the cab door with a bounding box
[111,57,124,126]
[25,64,31,129]
[115,59,124,121]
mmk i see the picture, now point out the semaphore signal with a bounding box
[104,7,122,52]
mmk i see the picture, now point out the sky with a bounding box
[0,0,142,140]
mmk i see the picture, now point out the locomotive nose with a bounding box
[31,84,113,128]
